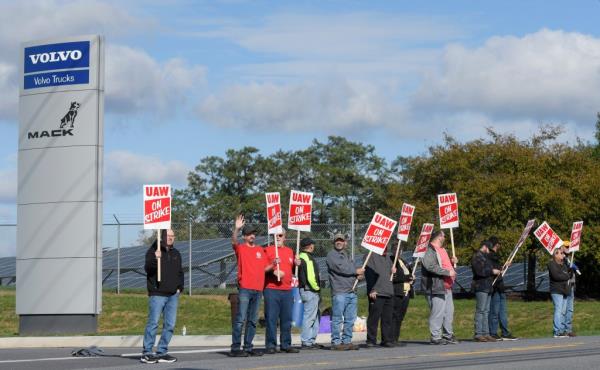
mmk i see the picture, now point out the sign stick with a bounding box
[449,228,457,268]
[492,247,521,286]
[274,233,281,282]
[390,240,402,281]
[352,251,372,291]
[294,230,300,277]
[157,229,161,282]
[411,257,420,278]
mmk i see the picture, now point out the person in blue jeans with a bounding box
[471,240,501,342]
[326,233,365,351]
[487,237,518,340]
[298,237,323,349]
[562,243,579,337]
[141,229,183,364]
[548,247,573,338]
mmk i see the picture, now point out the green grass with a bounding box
[2,287,600,339]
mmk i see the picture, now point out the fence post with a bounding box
[351,207,355,261]
[113,214,121,295]
[189,217,192,296]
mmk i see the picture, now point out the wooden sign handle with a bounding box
[274,233,281,282]
[449,228,457,268]
[294,230,300,277]
[390,240,402,281]
[411,257,420,278]
[352,251,372,291]
[157,229,162,282]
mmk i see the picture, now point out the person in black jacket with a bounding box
[487,237,517,340]
[548,247,573,338]
[141,229,184,364]
[390,255,413,346]
[471,240,501,342]
[365,252,395,347]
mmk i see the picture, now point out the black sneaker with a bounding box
[380,342,395,348]
[157,354,177,363]
[365,341,377,348]
[229,350,249,357]
[501,334,518,341]
[246,350,263,357]
[282,347,299,353]
[264,347,278,354]
[443,335,459,344]
[140,354,158,364]
[430,338,446,345]
[491,334,502,341]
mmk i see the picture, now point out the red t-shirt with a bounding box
[264,245,295,290]
[234,243,268,291]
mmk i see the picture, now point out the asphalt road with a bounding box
[2,336,600,370]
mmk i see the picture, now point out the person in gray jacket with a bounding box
[365,251,396,347]
[326,233,365,351]
[421,230,458,345]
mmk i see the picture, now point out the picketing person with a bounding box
[548,246,573,338]
[487,236,518,340]
[141,229,183,364]
[471,240,501,342]
[421,230,459,345]
[297,237,324,349]
[390,255,413,345]
[365,250,395,347]
[326,233,365,350]
[561,242,579,337]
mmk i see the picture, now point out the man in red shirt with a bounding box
[263,229,300,354]
[230,215,278,357]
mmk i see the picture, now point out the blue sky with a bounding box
[1,0,600,255]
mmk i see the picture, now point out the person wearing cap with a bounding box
[229,215,275,357]
[365,249,395,347]
[297,237,323,349]
[471,240,501,342]
[488,236,518,341]
[548,246,573,338]
[390,255,413,345]
[263,228,300,354]
[561,242,578,337]
[326,233,365,351]
[421,230,458,345]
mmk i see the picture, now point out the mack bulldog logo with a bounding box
[27,101,80,139]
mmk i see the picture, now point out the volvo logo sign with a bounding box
[28,50,83,65]
[23,41,90,89]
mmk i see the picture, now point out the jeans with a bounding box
[551,293,568,335]
[367,295,393,344]
[264,288,293,350]
[565,289,574,333]
[392,294,410,342]
[143,293,179,355]
[331,292,358,345]
[425,290,454,340]
[231,288,262,352]
[300,289,320,345]
[474,291,491,336]
[489,291,510,336]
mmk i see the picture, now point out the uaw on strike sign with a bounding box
[569,221,583,253]
[534,221,563,255]
[397,203,415,242]
[413,223,434,258]
[361,212,397,255]
[438,193,459,229]
[144,184,171,229]
[266,192,283,234]
[288,190,313,232]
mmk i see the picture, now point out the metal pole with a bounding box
[189,217,192,296]
[351,207,355,261]
[113,214,121,295]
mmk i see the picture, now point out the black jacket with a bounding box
[471,250,494,293]
[391,256,413,296]
[488,250,505,292]
[365,253,394,297]
[145,240,184,296]
[548,259,572,296]
[298,251,321,293]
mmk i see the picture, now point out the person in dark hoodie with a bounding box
[471,240,501,342]
[390,255,413,346]
[548,246,573,338]
[141,229,184,364]
[365,251,395,347]
[297,237,323,349]
[487,236,517,341]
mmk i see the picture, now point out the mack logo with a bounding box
[29,50,83,65]
[27,101,80,140]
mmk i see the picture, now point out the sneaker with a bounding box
[553,333,569,338]
[331,343,349,351]
[380,342,395,348]
[229,350,249,357]
[282,347,299,353]
[443,335,459,344]
[430,338,447,345]
[157,354,177,363]
[346,343,360,350]
[484,335,497,342]
[567,332,577,337]
[301,344,317,350]
[473,335,488,342]
[491,334,503,341]
[140,354,158,364]
[246,350,263,357]
[264,347,278,354]
[365,341,377,348]
[501,334,518,341]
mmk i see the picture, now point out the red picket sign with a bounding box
[397,203,415,242]
[569,221,583,253]
[143,184,171,230]
[361,212,397,255]
[534,221,564,255]
[288,190,313,232]
[438,193,459,229]
[412,223,434,258]
[266,192,283,235]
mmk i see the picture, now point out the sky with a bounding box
[1,0,600,256]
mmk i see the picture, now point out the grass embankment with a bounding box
[1,287,599,339]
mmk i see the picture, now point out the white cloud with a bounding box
[105,150,189,196]
[197,79,406,133]
[105,45,206,116]
[0,62,17,121]
[413,29,600,125]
